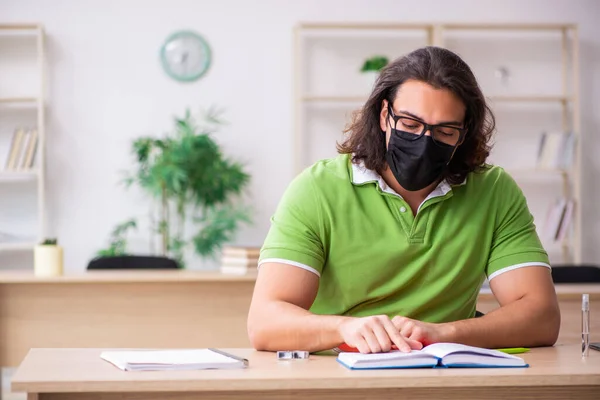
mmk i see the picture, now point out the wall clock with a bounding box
[160,30,211,82]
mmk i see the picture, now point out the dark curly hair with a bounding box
[337,46,495,185]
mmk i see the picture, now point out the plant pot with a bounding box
[34,245,64,277]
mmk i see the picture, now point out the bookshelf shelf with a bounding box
[0,242,36,252]
[440,23,576,31]
[294,22,581,265]
[489,95,572,103]
[0,97,39,105]
[0,23,41,31]
[301,95,571,104]
[0,170,39,182]
[0,23,46,259]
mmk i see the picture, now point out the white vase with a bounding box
[363,71,379,90]
[34,245,64,277]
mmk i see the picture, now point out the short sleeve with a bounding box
[259,170,325,276]
[486,170,551,281]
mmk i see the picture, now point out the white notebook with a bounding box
[101,349,248,371]
[337,343,528,370]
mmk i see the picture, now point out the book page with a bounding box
[338,349,434,363]
[422,343,520,360]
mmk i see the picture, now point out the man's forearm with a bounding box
[441,295,560,348]
[248,300,349,352]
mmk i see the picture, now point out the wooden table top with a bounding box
[0,270,598,297]
[11,344,600,393]
[0,269,259,284]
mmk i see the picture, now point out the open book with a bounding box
[337,343,528,370]
[101,349,248,371]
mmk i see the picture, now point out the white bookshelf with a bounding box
[0,23,46,256]
[293,22,581,265]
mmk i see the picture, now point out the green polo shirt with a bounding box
[259,153,550,323]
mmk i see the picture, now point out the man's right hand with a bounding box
[337,315,424,354]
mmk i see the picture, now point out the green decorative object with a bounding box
[160,30,212,82]
[97,219,137,257]
[40,238,58,245]
[360,55,389,72]
[115,107,251,267]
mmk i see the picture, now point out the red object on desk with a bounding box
[336,343,399,353]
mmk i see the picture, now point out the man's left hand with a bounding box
[392,316,453,346]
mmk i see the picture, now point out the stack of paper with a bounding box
[100,349,248,371]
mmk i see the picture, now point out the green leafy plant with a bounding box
[40,238,58,245]
[97,219,137,257]
[360,55,389,72]
[119,107,251,267]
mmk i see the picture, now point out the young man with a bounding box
[248,46,560,354]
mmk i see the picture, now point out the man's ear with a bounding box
[380,99,389,132]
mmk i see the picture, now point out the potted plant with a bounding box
[34,238,63,277]
[99,107,251,268]
[360,55,389,89]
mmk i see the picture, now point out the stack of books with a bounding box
[536,131,576,170]
[220,246,260,275]
[543,198,576,242]
[3,127,38,171]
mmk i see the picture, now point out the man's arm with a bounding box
[247,263,421,353]
[445,266,560,347]
[396,266,560,348]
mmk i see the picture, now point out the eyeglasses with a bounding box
[388,104,467,147]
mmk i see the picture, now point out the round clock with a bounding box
[160,30,211,82]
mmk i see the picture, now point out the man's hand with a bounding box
[338,315,424,353]
[392,316,453,346]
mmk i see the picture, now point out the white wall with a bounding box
[0,0,599,271]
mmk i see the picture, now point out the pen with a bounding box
[209,348,249,367]
[582,293,589,358]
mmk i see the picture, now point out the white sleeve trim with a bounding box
[488,262,551,281]
[258,258,321,277]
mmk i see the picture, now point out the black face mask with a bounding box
[385,127,456,192]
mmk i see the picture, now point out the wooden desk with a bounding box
[0,270,257,367]
[1,270,599,368]
[11,345,600,400]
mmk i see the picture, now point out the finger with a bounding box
[406,337,424,350]
[354,338,371,354]
[381,318,412,352]
[400,321,414,338]
[371,320,392,352]
[407,325,426,343]
[346,334,370,354]
[361,329,382,353]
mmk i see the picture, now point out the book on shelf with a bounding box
[220,245,260,274]
[336,342,528,370]
[543,198,575,242]
[3,127,38,171]
[536,131,576,170]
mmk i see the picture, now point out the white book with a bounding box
[543,198,567,242]
[220,265,249,275]
[337,343,528,370]
[101,348,248,371]
[556,199,575,241]
[537,132,565,169]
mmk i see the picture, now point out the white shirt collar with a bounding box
[350,161,466,201]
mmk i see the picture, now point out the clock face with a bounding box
[160,30,211,82]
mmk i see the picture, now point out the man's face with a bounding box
[379,80,467,148]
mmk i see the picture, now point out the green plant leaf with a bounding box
[122,107,252,265]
